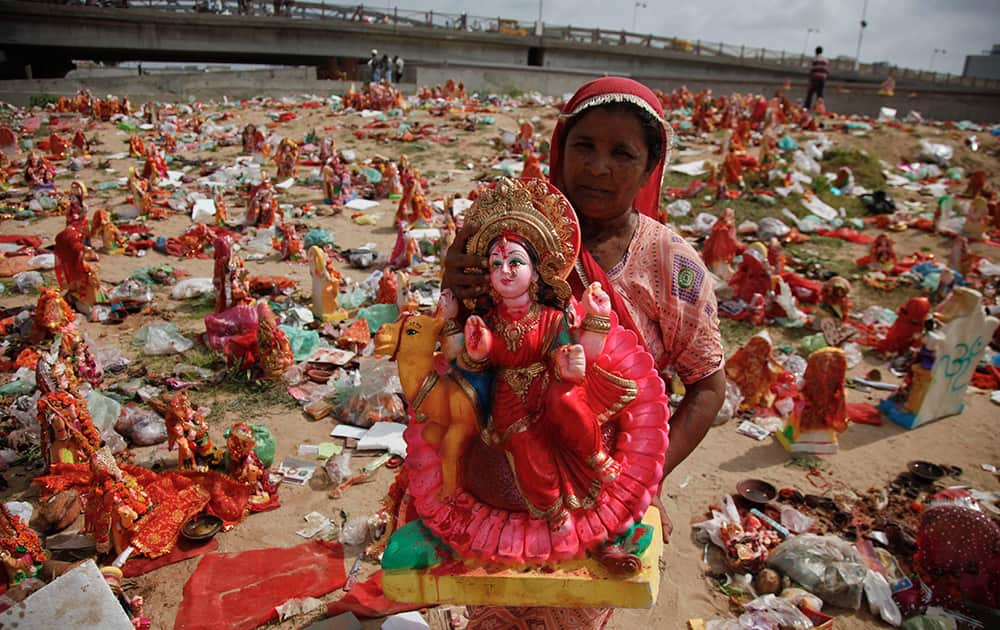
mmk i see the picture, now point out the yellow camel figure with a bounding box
[374,314,480,497]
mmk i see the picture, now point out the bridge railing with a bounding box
[29,0,1000,89]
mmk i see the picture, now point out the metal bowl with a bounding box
[908,461,945,482]
[181,514,223,541]
[736,479,778,504]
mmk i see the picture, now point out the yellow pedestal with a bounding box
[383,507,663,608]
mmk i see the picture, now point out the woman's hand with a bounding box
[582,282,612,317]
[437,288,458,320]
[442,223,488,300]
[555,344,586,383]
[464,315,492,361]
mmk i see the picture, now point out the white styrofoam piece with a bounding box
[0,560,133,629]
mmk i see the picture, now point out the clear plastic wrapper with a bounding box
[864,569,902,626]
[330,359,405,428]
[116,404,168,446]
[918,139,954,166]
[133,322,194,355]
[766,534,867,609]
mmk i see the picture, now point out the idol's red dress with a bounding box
[483,305,623,520]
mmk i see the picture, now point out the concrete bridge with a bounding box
[2,0,976,86]
[2,0,999,121]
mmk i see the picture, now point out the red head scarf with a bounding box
[549,76,671,219]
[551,77,672,346]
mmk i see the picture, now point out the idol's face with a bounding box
[488,239,536,301]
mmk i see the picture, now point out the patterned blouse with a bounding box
[606,214,725,384]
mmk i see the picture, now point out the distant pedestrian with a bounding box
[368,49,381,82]
[804,46,828,110]
[392,55,404,83]
[380,54,391,83]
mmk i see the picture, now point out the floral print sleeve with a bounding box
[608,215,725,384]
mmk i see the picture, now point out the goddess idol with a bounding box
[377,178,670,581]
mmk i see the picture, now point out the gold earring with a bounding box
[529,279,539,301]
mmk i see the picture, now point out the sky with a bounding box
[382,0,1000,76]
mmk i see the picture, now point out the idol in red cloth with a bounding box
[728,246,772,304]
[54,226,101,308]
[71,129,89,156]
[85,447,153,556]
[701,207,742,277]
[23,152,56,188]
[226,422,279,511]
[876,297,931,355]
[63,180,89,231]
[855,233,897,270]
[396,177,669,568]
[246,174,281,228]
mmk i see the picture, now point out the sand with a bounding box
[1,92,998,629]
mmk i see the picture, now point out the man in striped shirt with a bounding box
[805,46,829,110]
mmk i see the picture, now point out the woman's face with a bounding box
[488,239,536,301]
[559,107,653,221]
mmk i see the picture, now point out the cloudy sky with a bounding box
[385,0,999,76]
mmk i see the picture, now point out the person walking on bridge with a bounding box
[804,46,829,110]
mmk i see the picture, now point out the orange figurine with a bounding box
[781,347,848,454]
[725,335,784,410]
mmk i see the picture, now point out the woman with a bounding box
[445,77,726,542]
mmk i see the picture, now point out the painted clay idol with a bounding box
[376,178,670,606]
[880,288,999,429]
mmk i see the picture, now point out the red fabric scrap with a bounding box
[971,365,1000,390]
[0,235,43,247]
[814,227,875,245]
[174,541,347,630]
[123,537,218,577]
[846,402,883,426]
[325,570,425,619]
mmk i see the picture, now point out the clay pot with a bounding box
[30,489,81,534]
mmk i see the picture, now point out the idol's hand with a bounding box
[556,344,586,383]
[464,315,492,361]
[437,289,458,320]
[582,282,612,317]
[442,223,488,300]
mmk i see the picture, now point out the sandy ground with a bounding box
[1,93,999,630]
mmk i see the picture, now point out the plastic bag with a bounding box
[117,404,168,446]
[766,534,867,609]
[330,359,405,428]
[756,217,791,241]
[324,451,352,487]
[27,253,55,271]
[792,150,821,175]
[779,505,816,534]
[171,278,215,300]
[741,594,813,629]
[864,569,902,626]
[918,139,953,166]
[693,494,741,549]
[340,515,369,546]
[85,390,127,453]
[279,326,320,362]
[13,271,44,293]
[133,322,194,355]
[691,212,719,236]
[715,379,744,426]
[665,199,691,217]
